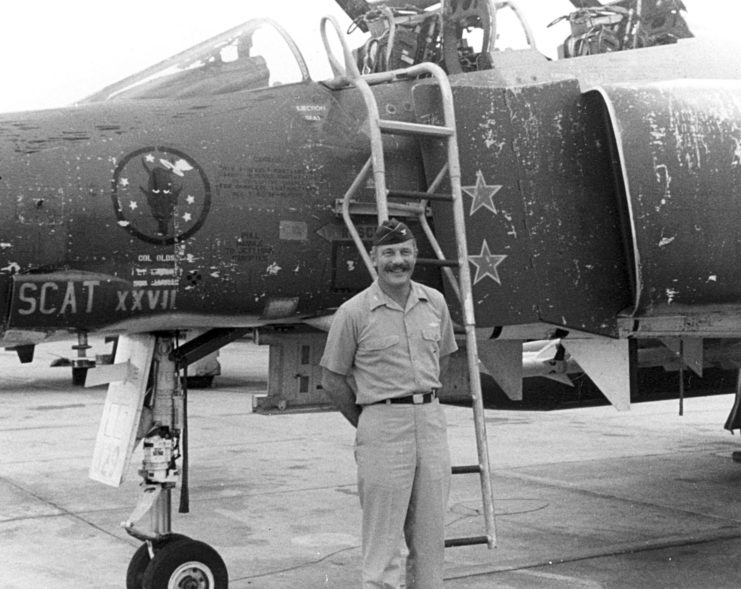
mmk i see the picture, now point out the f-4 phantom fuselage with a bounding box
[1,8,741,347]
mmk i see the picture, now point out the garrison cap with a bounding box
[372,218,414,246]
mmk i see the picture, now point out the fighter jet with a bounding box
[2,0,740,586]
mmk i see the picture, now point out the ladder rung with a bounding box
[415,257,459,268]
[445,535,491,548]
[378,119,454,137]
[339,199,426,217]
[387,189,453,202]
[452,464,482,475]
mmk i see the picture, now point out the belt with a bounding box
[375,391,438,405]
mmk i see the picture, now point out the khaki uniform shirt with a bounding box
[320,280,458,405]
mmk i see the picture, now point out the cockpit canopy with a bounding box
[81,1,694,103]
[82,19,310,102]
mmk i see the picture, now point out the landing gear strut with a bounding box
[71,331,96,386]
[123,335,228,589]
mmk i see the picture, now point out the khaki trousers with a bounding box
[355,400,451,589]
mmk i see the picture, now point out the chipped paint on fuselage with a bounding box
[0,79,431,333]
[2,36,741,339]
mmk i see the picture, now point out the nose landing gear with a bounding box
[122,335,228,589]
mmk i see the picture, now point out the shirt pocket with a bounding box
[422,328,441,353]
[363,334,400,351]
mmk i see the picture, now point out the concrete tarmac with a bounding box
[1,338,740,588]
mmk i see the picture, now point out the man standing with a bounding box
[320,218,458,589]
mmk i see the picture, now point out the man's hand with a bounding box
[322,368,362,428]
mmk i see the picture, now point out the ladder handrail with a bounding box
[416,164,462,302]
[341,157,378,280]
[320,15,362,82]
[427,66,498,550]
[323,16,390,222]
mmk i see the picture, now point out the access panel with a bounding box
[415,76,632,336]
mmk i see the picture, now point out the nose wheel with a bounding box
[127,535,228,589]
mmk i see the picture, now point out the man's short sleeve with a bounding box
[438,295,458,358]
[319,306,358,376]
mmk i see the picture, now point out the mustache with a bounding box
[384,262,412,272]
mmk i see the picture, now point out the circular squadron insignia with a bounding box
[112,146,211,245]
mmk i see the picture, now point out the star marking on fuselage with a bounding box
[462,170,502,216]
[469,240,507,285]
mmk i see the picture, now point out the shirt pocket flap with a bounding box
[422,328,441,342]
[365,335,400,350]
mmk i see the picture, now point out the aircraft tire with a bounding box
[126,534,189,589]
[142,537,228,589]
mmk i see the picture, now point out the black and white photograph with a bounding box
[1,1,740,587]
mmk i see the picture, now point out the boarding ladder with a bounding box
[321,16,496,549]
